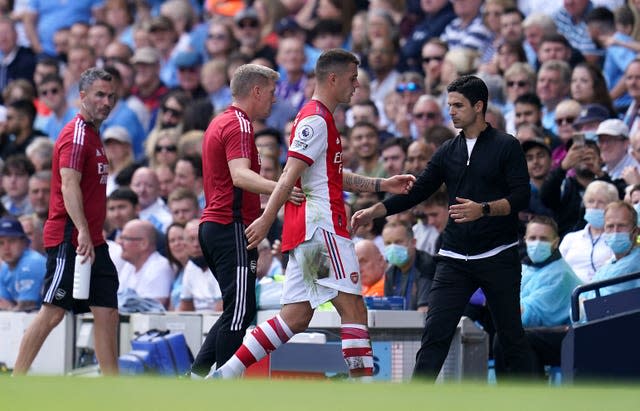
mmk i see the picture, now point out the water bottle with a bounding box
[72,255,91,299]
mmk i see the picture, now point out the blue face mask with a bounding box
[634,203,640,226]
[526,240,553,263]
[603,232,633,255]
[384,244,410,267]
[584,208,605,229]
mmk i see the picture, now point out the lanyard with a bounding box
[588,228,602,274]
[393,265,416,309]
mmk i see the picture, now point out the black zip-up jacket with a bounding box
[383,124,530,256]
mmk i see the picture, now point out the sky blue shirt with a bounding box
[521,257,583,327]
[43,106,78,141]
[101,100,147,160]
[28,0,103,56]
[603,32,637,109]
[0,248,47,307]
[585,247,640,299]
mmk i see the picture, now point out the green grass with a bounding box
[2,376,639,411]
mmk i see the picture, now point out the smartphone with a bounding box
[572,133,585,147]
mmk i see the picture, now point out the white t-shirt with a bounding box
[180,260,222,311]
[139,198,173,234]
[118,251,174,300]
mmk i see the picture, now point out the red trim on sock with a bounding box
[268,317,290,343]
[236,345,257,368]
[252,326,276,352]
[341,328,370,340]
[342,347,373,357]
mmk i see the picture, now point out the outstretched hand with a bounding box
[287,186,305,205]
[382,174,416,194]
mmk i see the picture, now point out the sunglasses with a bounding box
[40,87,60,96]
[162,106,183,117]
[207,33,228,40]
[155,144,178,153]
[555,116,576,126]
[422,56,444,64]
[413,112,439,120]
[238,19,259,29]
[396,82,421,93]
[506,80,528,88]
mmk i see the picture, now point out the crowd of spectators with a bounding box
[0,0,639,375]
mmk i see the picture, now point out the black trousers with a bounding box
[413,247,534,380]
[494,326,568,378]
[191,221,257,376]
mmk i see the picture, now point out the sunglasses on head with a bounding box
[162,106,183,117]
[506,80,528,88]
[155,144,178,153]
[396,82,421,93]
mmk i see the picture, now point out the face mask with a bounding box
[603,232,633,255]
[584,131,597,141]
[526,240,553,263]
[634,203,640,227]
[584,208,605,229]
[384,244,410,267]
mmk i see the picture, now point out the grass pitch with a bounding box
[2,376,639,411]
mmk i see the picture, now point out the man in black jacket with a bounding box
[352,75,533,380]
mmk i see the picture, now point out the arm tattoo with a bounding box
[344,173,375,193]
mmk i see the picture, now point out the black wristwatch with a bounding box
[481,202,491,216]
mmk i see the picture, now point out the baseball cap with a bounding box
[174,50,203,69]
[103,126,132,145]
[521,137,551,156]
[148,16,174,33]
[276,17,302,36]
[234,7,259,24]
[130,47,161,65]
[573,104,610,127]
[596,118,629,139]
[0,217,28,240]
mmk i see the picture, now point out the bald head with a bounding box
[355,239,385,287]
[130,167,161,209]
[119,219,157,265]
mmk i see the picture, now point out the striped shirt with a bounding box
[553,3,603,57]
[440,15,494,63]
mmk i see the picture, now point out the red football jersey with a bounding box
[281,100,349,252]
[44,115,109,248]
[201,106,261,226]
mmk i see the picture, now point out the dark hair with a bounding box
[424,125,455,148]
[102,65,122,83]
[315,48,359,82]
[165,221,186,272]
[573,62,616,116]
[348,121,378,138]
[79,67,112,93]
[36,56,60,72]
[614,5,634,26]
[161,89,191,111]
[514,92,542,109]
[423,187,448,208]
[352,99,380,117]
[381,137,409,154]
[9,99,37,123]
[38,73,64,88]
[92,21,116,38]
[540,33,572,49]
[108,186,139,206]
[502,7,525,20]
[446,75,489,115]
[2,154,35,177]
[178,154,202,178]
[528,215,559,237]
[183,98,214,132]
[586,6,615,32]
[255,127,283,146]
[310,19,343,41]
